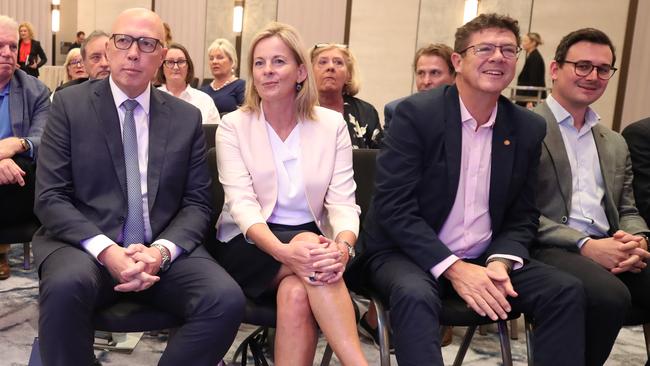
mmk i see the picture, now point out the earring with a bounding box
[296,82,302,92]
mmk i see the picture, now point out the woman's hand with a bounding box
[309,236,348,284]
[277,238,329,279]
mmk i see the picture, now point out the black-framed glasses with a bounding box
[561,60,617,80]
[68,59,84,67]
[110,34,161,53]
[163,59,187,68]
[459,43,521,59]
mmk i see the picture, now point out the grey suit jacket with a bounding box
[533,102,648,251]
[8,69,50,158]
[33,78,212,268]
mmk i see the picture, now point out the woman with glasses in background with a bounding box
[310,43,382,149]
[51,48,88,99]
[157,43,221,124]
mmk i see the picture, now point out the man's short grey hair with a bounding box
[80,30,109,60]
[0,15,19,34]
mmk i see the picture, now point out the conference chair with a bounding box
[350,148,532,366]
[202,123,218,150]
[0,217,40,270]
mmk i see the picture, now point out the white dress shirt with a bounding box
[81,76,182,263]
[158,84,221,125]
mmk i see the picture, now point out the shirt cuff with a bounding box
[80,234,115,263]
[577,236,591,249]
[430,254,460,279]
[152,239,184,262]
[25,139,34,158]
[486,254,524,271]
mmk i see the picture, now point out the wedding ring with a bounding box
[308,272,317,282]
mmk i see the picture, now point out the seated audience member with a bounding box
[623,117,650,225]
[310,43,382,148]
[158,42,221,124]
[69,30,85,50]
[532,28,650,366]
[0,15,50,280]
[351,13,585,366]
[384,43,455,129]
[56,30,110,92]
[33,8,244,365]
[212,22,368,366]
[200,38,245,114]
[516,32,547,107]
[56,48,88,90]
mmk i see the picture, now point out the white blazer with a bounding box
[215,106,360,242]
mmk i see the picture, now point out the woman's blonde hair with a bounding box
[310,43,360,96]
[208,38,238,73]
[242,22,318,121]
[63,47,83,82]
[18,22,35,39]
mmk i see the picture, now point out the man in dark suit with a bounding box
[355,14,585,365]
[0,15,50,280]
[532,28,650,366]
[34,8,244,366]
[623,117,650,225]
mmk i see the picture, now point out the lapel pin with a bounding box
[504,139,511,146]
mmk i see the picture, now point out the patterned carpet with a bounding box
[1,244,647,365]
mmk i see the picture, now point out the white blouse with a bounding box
[158,84,221,125]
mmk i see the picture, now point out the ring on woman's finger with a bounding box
[308,272,317,282]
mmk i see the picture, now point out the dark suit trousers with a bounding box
[0,156,36,227]
[535,247,650,366]
[367,251,585,366]
[38,244,245,366]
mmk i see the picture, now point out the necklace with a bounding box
[211,77,237,91]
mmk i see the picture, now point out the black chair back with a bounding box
[352,149,378,222]
[203,124,218,150]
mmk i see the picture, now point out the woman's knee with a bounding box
[277,276,312,317]
[290,231,320,244]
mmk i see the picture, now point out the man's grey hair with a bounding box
[80,30,109,60]
[0,15,19,34]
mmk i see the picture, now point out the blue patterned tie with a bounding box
[121,99,145,246]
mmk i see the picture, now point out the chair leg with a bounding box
[370,294,391,366]
[525,317,534,366]
[23,242,31,270]
[497,320,513,366]
[453,325,477,366]
[509,318,519,340]
[319,344,333,366]
[643,323,650,361]
[232,326,266,365]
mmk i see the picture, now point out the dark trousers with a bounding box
[38,244,245,366]
[0,156,37,227]
[535,247,650,366]
[366,251,585,366]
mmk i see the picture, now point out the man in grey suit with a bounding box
[532,28,650,366]
[34,8,244,365]
[383,43,455,130]
[0,15,50,280]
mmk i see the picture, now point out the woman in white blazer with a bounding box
[213,22,368,366]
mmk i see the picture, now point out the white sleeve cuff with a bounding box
[430,255,460,279]
[80,234,115,264]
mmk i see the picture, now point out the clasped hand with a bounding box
[581,230,650,274]
[283,236,346,286]
[98,244,162,292]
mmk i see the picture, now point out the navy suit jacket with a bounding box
[357,85,546,273]
[33,78,212,268]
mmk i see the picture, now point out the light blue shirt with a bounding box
[546,95,610,246]
[0,83,11,139]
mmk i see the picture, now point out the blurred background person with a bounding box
[17,22,47,78]
[55,30,109,93]
[201,38,245,115]
[384,43,455,129]
[158,43,220,124]
[61,48,87,84]
[213,22,368,366]
[163,22,173,46]
[311,43,382,149]
[69,30,85,50]
[516,32,546,107]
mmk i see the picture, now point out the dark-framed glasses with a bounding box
[68,59,84,67]
[110,34,161,53]
[562,60,617,80]
[459,43,521,59]
[163,59,188,68]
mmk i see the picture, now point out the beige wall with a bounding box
[77,0,151,41]
[620,0,650,129]
[277,0,347,50]
[204,0,237,80]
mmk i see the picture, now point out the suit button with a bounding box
[561,216,568,224]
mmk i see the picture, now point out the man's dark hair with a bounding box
[80,30,109,60]
[157,42,195,85]
[554,28,616,67]
[76,31,85,38]
[413,43,455,76]
[454,13,520,53]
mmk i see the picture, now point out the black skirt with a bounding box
[212,222,321,301]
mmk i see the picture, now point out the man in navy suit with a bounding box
[355,13,585,365]
[33,8,244,366]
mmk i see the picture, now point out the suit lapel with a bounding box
[537,103,572,213]
[91,79,127,199]
[592,124,617,224]
[147,88,171,211]
[489,98,515,224]
[444,86,462,208]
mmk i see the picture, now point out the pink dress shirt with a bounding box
[431,97,523,278]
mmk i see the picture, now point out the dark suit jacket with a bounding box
[357,85,546,272]
[17,40,47,78]
[532,103,648,251]
[32,78,213,268]
[8,69,50,158]
[383,96,406,130]
[623,117,650,226]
